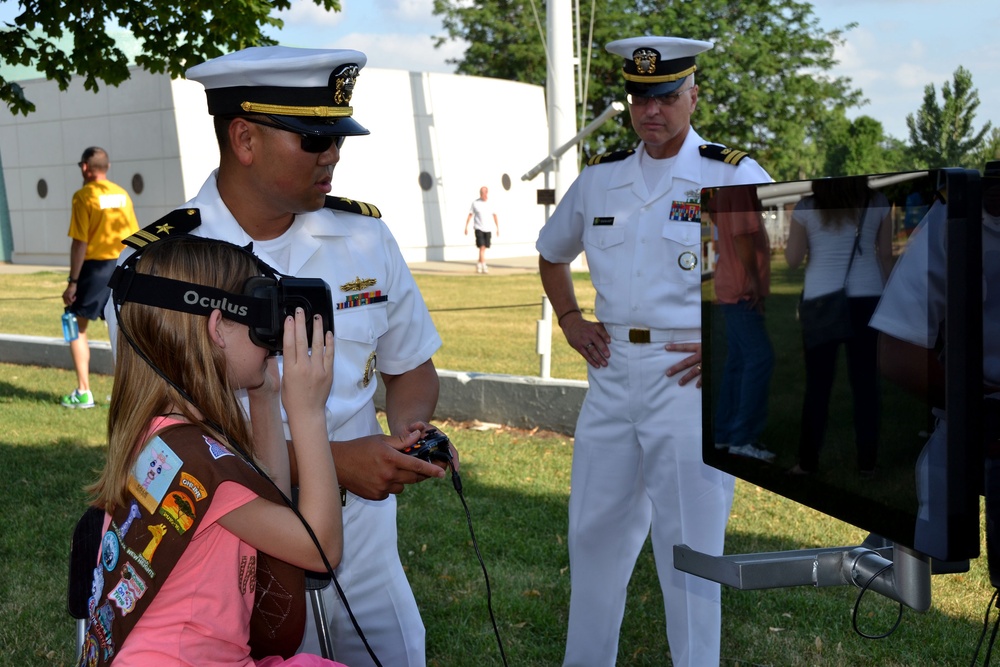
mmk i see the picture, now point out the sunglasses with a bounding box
[626,85,694,109]
[240,117,346,153]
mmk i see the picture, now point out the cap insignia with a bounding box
[334,64,360,106]
[633,49,659,75]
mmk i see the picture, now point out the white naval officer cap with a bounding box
[605,36,713,97]
[185,45,369,137]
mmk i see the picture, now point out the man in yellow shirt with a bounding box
[61,147,139,408]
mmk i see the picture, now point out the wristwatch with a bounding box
[67,276,78,284]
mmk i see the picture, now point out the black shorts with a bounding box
[68,259,117,321]
[474,230,492,248]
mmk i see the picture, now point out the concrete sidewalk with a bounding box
[406,256,540,276]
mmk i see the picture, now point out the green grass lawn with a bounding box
[0,269,593,381]
[0,267,997,666]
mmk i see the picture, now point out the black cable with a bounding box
[115,302,383,667]
[850,561,903,639]
[971,590,1000,666]
[448,466,509,666]
[986,613,1000,666]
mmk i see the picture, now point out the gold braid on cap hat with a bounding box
[239,101,354,117]
[239,64,360,117]
[623,64,697,84]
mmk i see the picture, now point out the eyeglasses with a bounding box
[627,86,694,108]
[239,117,345,153]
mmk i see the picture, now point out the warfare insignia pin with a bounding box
[341,276,378,292]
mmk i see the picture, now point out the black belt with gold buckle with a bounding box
[628,328,651,344]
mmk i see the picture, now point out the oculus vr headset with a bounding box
[108,235,334,353]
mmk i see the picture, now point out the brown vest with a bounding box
[78,424,306,665]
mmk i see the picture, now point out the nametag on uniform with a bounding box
[669,201,701,222]
[592,217,615,226]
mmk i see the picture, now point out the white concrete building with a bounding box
[0,65,553,264]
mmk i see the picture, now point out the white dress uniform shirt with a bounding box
[109,171,441,667]
[536,127,770,667]
[538,128,771,331]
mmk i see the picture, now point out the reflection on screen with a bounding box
[701,170,982,562]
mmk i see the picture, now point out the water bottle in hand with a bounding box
[62,308,79,342]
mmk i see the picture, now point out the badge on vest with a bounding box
[592,217,615,226]
[669,200,701,222]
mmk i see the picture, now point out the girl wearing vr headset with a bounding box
[80,237,348,666]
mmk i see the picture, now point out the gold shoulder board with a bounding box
[587,149,636,166]
[124,208,201,250]
[699,143,750,166]
[324,196,382,219]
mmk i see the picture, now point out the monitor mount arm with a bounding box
[673,534,932,612]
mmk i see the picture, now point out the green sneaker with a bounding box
[61,389,95,409]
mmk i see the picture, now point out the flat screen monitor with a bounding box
[700,169,983,563]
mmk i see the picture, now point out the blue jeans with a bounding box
[714,300,774,446]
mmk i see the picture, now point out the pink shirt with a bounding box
[104,418,346,667]
[113,480,261,666]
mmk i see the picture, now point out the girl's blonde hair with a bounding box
[88,237,264,511]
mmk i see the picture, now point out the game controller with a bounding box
[402,428,453,465]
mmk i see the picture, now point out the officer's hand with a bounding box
[560,313,610,368]
[400,421,460,473]
[665,342,702,389]
[332,432,445,500]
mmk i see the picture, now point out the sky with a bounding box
[0,0,996,143]
[261,0,1000,143]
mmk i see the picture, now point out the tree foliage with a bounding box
[433,0,864,180]
[820,113,909,177]
[970,126,1000,169]
[905,66,993,169]
[0,0,342,116]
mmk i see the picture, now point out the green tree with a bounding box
[969,126,1000,170]
[433,0,864,180]
[821,113,909,176]
[905,66,991,169]
[0,0,341,116]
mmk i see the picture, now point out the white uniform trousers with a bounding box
[563,338,734,667]
[299,493,426,666]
